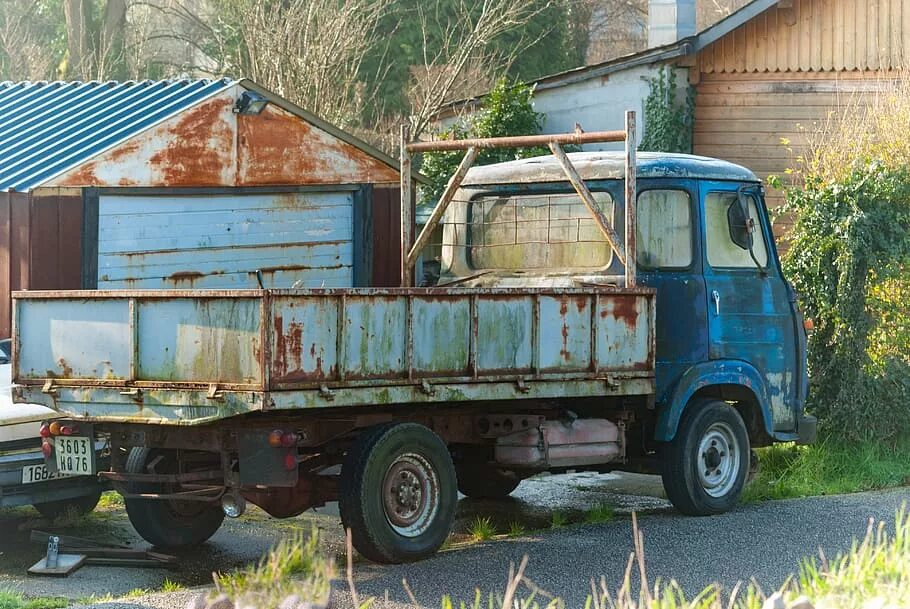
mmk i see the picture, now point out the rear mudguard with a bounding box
[654,360,775,442]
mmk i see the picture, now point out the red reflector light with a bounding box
[283,453,297,471]
[268,430,284,447]
[48,421,61,436]
[41,440,53,458]
[280,432,298,448]
[39,424,51,438]
[60,425,79,436]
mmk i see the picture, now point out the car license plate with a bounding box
[21,463,72,484]
[55,436,94,475]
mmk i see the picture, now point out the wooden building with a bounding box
[438,0,904,236]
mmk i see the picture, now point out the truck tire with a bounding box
[124,448,225,549]
[456,466,521,498]
[661,399,750,515]
[33,487,102,520]
[339,423,457,563]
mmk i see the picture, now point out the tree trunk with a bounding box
[63,0,92,78]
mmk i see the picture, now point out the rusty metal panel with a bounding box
[96,192,354,290]
[475,296,533,373]
[596,296,652,371]
[136,298,262,384]
[271,295,339,383]
[17,297,132,379]
[411,296,471,375]
[340,295,407,380]
[538,295,593,371]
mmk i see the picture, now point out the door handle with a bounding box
[712,290,721,315]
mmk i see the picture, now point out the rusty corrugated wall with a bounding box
[0,190,82,337]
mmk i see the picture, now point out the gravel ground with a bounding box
[2,476,907,609]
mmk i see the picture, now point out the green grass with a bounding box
[468,516,497,541]
[743,439,910,502]
[160,580,184,593]
[0,591,68,609]
[124,589,149,599]
[550,511,567,529]
[213,527,333,608]
[506,521,527,538]
[585,503,615,524]
[97,492,124,510]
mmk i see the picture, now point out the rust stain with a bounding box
[57,162,99,186]
[575,296,587,312]
[237,105,400,185]
[273,314,287,375]
[149,96,233,186]
[108,139,141,163]
[58,358,74,378]
[609,298,640,327]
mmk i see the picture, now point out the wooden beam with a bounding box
[399,125,412,287]
[406,147,478,269]
[548,142,626,266]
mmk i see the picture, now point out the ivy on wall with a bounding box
[639,66,695,154]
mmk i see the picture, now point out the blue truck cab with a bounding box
[445,150,815,514]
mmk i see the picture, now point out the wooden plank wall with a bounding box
[699,0,910,73]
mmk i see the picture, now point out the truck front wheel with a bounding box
[123,448,225,549]
[339,423,457,563]
[661,400,750,515]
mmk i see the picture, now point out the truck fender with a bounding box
[654,360,774,442]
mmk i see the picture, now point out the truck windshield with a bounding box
[468,192,614,270]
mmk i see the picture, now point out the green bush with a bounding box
[420,78,547,206]
[639,66,694,154]
[778,162,910,443]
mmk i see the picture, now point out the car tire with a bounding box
[123,447,225,549]
[456,466,521,498]
[661,399,750,515]
[339,423,457,564]
[33,487,102,520]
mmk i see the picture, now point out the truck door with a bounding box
[699,181,798,433]
[635,180,707,404]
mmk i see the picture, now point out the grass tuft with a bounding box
[585,503,615,524]
[468,516,497,541]
[550,511,567,529]
[213,527,334,608]
[743,440,910,502]
[0,590,68,609]
[506,521,527,538]
[160,579,184,593]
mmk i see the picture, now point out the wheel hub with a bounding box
[382,453,439,538]
[696,422,740,498]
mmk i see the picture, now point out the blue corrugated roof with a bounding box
[0,78,235,192]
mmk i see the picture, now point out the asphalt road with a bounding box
[2,476,908,609]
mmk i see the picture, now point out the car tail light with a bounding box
[48,421,61,436]
[41,439,53,458]
[60,425,79,436]
[268,430,284,447]
[284,453,297,471]
[280,432,298,448]
[39,423,51,438]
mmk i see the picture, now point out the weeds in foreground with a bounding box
[469,516,497,541]
[0,591,68,609]
[584,503,615,524]
[743,440,910,502]
[125,588,149,598]
[161,579,184,593]
[213,527,334,608]
[507,521,527,538]
[550,511,567,529]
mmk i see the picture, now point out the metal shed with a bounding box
[0,78,412,337]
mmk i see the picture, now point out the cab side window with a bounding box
[636,189,693,269]
[705,192,769,268]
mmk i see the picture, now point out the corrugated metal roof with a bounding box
[0,78,235,192]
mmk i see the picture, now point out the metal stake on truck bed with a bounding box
[399,111,638,288]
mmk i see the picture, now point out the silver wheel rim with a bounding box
[697,422,740,498]
[382,453,439,538]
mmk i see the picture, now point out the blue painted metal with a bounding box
[96,191,354,289]
[0,79,234,192]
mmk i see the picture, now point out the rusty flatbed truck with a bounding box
[11,111,815,563]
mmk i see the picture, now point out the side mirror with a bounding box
[727,191,755,251]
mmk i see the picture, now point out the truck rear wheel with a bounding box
[124,448,225,549]
[661,399,749,515]
[339,423,457,563]
[456,466,521,498]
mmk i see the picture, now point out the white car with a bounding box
[0,339,105,517]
